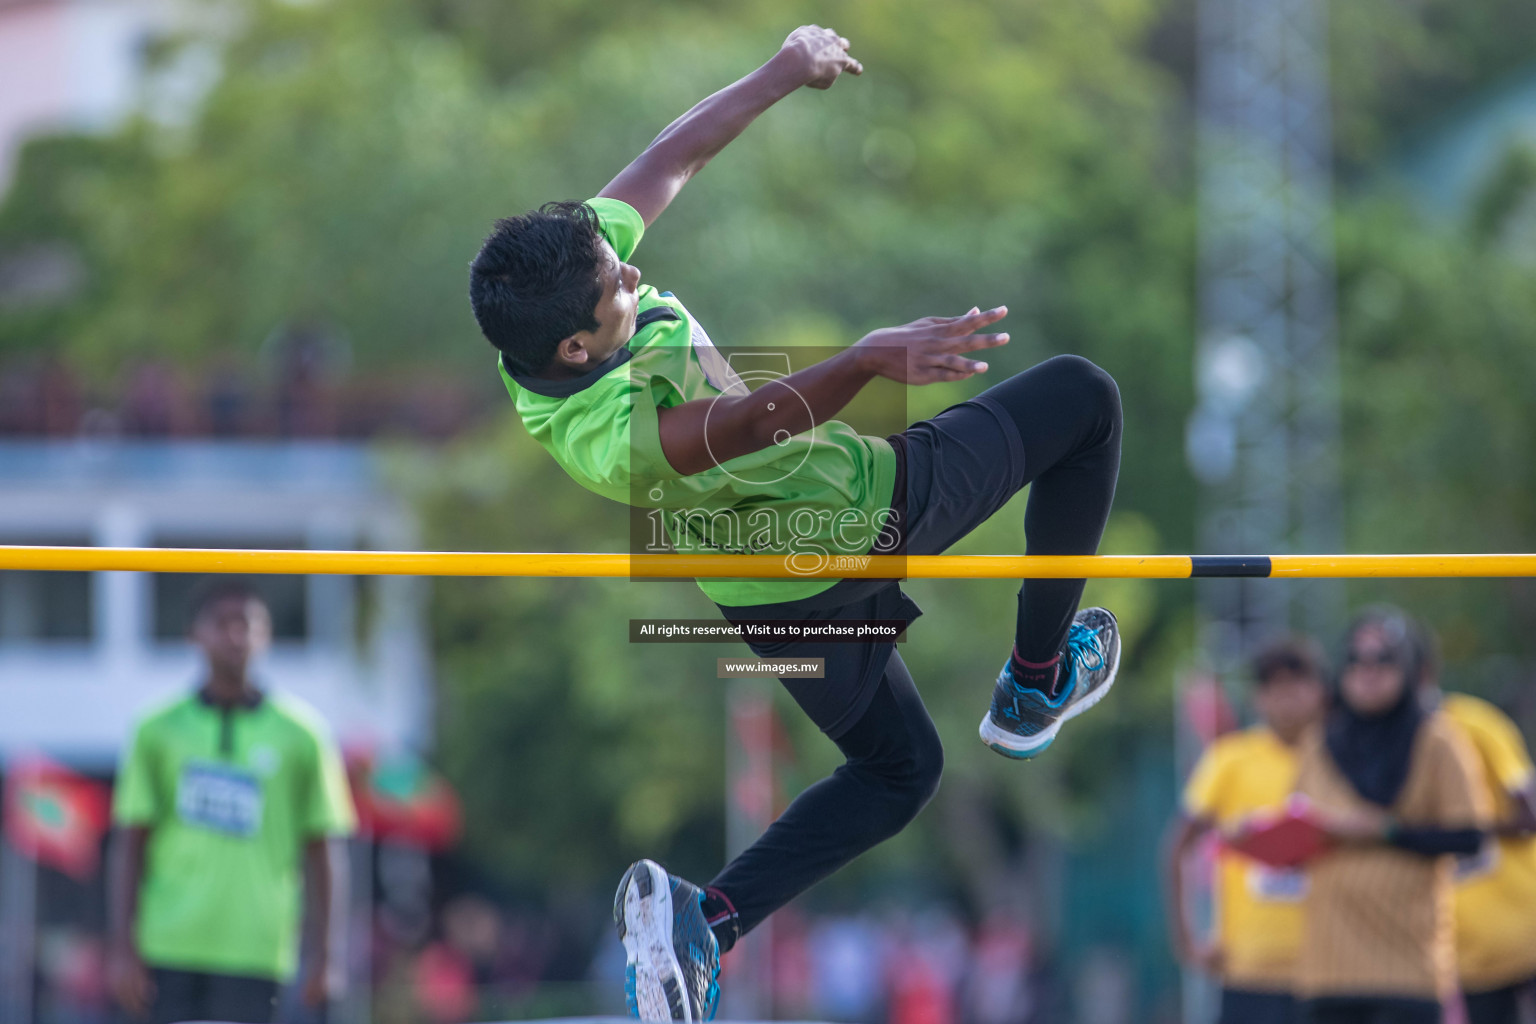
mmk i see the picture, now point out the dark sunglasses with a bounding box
[1345,649,1398,669]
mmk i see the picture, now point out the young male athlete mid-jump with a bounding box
[468,26,1124,1023]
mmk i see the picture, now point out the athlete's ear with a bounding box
[554,334,592,367]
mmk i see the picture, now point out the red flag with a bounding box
[1181,670,1238,744]
[4,756,111,881]
[346,748,461,852]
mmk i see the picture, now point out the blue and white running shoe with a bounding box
[614,859,721,1023]
[979,607,1121,760]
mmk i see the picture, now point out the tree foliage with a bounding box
[2,0,1535,957]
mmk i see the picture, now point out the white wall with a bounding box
[0,441,433,767]
[0,0,190,189]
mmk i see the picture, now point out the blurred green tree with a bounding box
[0,0,1533,957]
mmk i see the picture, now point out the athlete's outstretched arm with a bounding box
[598,25,861,227]
[657,308,1009,476]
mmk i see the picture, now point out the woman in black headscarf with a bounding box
[1293,607,1490,1024]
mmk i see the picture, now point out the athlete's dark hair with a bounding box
[468,201,607,374]
[189,576,266,622]
[1252,634,1329,686]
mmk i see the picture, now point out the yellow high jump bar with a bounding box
[0,547,1533,579]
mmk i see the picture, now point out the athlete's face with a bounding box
[551,240,641,373]
[193,595,271,677]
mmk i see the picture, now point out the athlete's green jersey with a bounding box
[499,197,897,606]
[113,691,356,981]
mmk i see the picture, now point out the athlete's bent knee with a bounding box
[911,758,942,815]
[859,733,943,841]
[1046,354,1121,420]
[895,726,945,819]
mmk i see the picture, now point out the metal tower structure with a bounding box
[1187,0,1345,664]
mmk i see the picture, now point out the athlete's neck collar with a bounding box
[505,346,635,398]
[503,305,680,398]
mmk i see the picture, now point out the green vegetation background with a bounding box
[3,0,1535,1003]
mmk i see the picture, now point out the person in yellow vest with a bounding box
[1166,636,1330,1024]
[1420,635,1536,1024]
[1294,607,1491,1024]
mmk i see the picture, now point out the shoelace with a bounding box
[1064,621,1106,673]
[999,623,1106,718]
[1001,672,1055,719]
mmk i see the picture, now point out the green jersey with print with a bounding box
[112,691,355,980]
[499,197,897,606]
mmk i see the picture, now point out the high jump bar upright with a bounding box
[0,547,1533,579]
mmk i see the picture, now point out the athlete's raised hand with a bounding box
[854,307,1011,385]
[598,25,862,228]
[775,25,863,90]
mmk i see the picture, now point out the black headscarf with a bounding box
[1324,607,1428,807]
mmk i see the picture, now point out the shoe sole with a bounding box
[977,626,1123,760]
[620,859,693,1022]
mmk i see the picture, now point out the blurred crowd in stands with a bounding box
[25,874,1066,1024]
[0,343,495,441]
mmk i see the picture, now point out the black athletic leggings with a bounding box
[708,651,942,946]
[978,355,1124,663]
[708,356,1122,947]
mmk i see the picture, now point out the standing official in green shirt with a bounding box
[108,578,356,1024]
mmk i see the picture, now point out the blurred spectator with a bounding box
[122,363,190,437]
[889,945,953,1024]
[107,577,356,1024]
[886,909,967,1024]
[38,358,81,435]
[809,914,888,1023]
[961,914,1037,1024]
[496,909,556,996]
[387,897,1065,1023]
[771,909,815,1019]
[204,358,254,436]
[0,361,33,433]
[411,941,476,1024]
[0,354,496,440]
[37,927,110,1024]
[1074,946,1134,1024]
[271,325,341,437]
[587,922,631,1016]
[1166,635,1329,1024]
[0,358,82,435]
[1420,634,1536,1024]
[1296,608,1490,1024]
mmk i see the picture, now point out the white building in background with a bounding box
[0,0,218,190]
[0,440,432,766]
